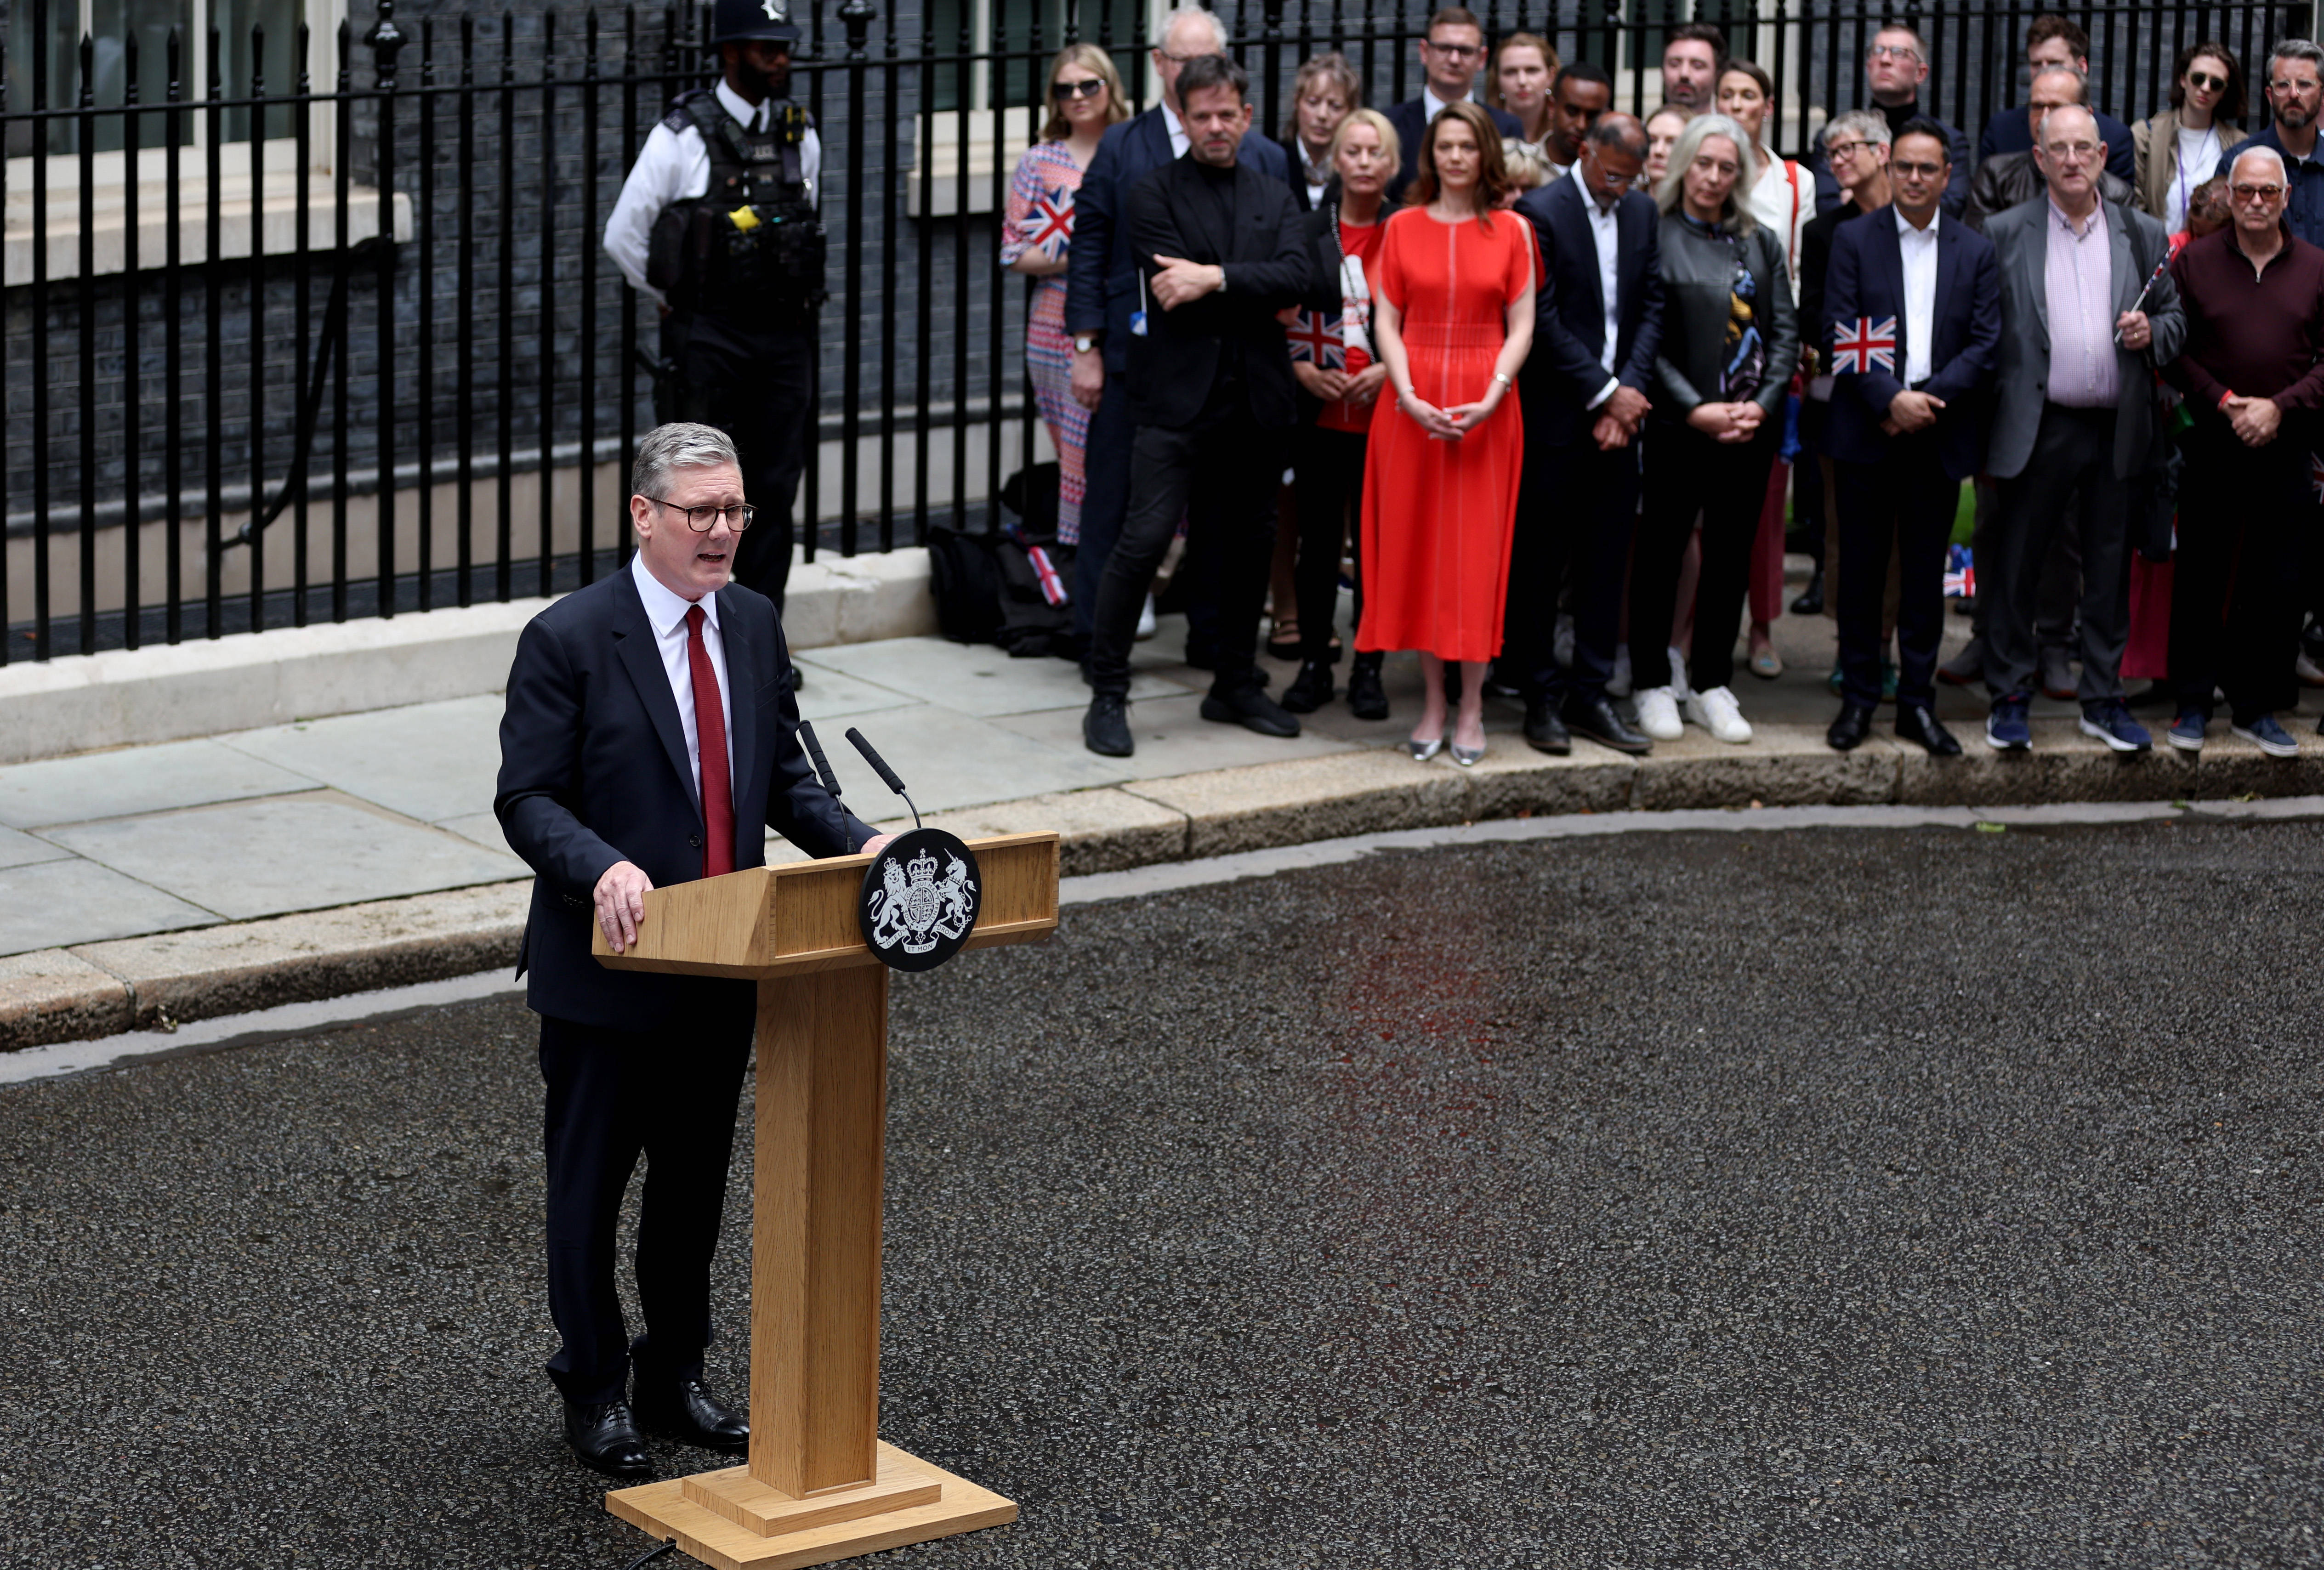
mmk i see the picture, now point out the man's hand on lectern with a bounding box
[595,861,654,954]
[860,833,896,857]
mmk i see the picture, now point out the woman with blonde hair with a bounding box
[1000,43,1129,547]
[1279,50,1364,209]
[1488,33,1561,158]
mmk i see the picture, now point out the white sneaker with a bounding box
[1553,613,1576,671]
[1135,594,1157,640]
[1666,646,1693,701]
[1607,644,1633,698]
[1634,685,1683,740]
[1684,684,1753,744]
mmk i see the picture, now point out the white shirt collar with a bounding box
[1161,101,1184,140]
[1894,205,1941,240]
[715,79,767,133]
[1422,84,1475,121]
[631,549,720,635]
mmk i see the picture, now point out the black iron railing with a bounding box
[0,0,2306,660]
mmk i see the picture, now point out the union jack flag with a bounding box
[1027,544,1068,606]
[2311,452,2324,502]
[1028,189,1074,259]
[1830,315,1898,376]
[1943,543,1975,599]
[1284,307,1346,369]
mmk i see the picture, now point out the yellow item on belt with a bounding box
[728,205,761,232]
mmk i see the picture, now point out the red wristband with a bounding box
[2219,391,2235,411]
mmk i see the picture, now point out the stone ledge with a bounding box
[0,949,133,1049]
[1122,749,1471,859]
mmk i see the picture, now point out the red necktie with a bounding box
[684,605,735,879]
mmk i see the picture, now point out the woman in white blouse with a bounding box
[1715,60,1807,300]
[2133,42,2250,235]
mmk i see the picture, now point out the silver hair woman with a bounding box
[1655,111,1757,229]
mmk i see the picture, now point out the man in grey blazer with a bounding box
[1980,105,2183,753]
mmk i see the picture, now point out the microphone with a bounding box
[797,721,843,799]
[845,727,921,829]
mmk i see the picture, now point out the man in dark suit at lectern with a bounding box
[494,421,892,1479]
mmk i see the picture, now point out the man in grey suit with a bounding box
[1980,105,2182,753]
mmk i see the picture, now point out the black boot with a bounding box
[1346,653,1388,720]
[1790,567,1824,616]
[1282,657,1336,714]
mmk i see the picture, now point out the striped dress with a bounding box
[1000,139,1091,544]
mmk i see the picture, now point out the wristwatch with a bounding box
[1074,334,1098,354]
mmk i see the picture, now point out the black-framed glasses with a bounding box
[1825,138,1874,159]
[1891,159,1946,177]
[644,496,756,531]
[1424,38,1483,58]
[2188,70,2229,92]
[1052,77,1107,100]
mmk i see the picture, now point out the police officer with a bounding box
[605,0,824,612]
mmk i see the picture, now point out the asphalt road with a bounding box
[3,817,2320,1569]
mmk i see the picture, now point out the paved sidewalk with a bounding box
[4,575,2321,1047]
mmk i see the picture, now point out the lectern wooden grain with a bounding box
[591,831,1059,1570]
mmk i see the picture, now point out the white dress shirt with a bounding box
[1582,190,1624,408]
[630,551,734,808]
[1421,84,1478,124]
[1896,206,1941,387]
[603,78,824,306]
[1161,100,1188,160]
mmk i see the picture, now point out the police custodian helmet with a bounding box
[710,0,802,45]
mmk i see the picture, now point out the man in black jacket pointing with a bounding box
[494,421,891,1479]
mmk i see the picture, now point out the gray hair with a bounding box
[1655,111,1757,232]
[630,422,739,502]
[1157,4,1228,54]
[1822,108,1890,151]
[2271,38,2324,77]
[2232,143,2289,186]
[2029,62,2088,101]
[2036,101,2099,150]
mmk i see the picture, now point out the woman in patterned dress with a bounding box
[1001,44,1127,545]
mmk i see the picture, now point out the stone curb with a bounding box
[5,715,2317,1052]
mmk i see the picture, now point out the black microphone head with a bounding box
[844,727,910,797]
[797,721,842,798]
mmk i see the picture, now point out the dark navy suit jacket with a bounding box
[1066,106,1291,374]
[494,565,873,1032]
[1821,204,2001,482]
[1383,96,1524,204]
[1511,175,1664,449]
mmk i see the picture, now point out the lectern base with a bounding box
[607,1441,1017,1570]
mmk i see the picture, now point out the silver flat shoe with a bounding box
[1406,734,1445,762]
[1450,742,1485,767]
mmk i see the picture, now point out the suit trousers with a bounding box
[1969,477,2083,652]
[1506,434,1640,705]
[539,1009,752,1404]
[1632,420,1780,694]
[1072,376,1137,640]
[1985,403,2131,702]
[2171,421,2307,723]
[1088,398,1279,698]
[1291,425,1368,662]
[1834,431,1957,710]
[674,313,814,611]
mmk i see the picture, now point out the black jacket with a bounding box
[494,565,873,1032]
[1511,175,1664,448]
[1963,152,2133,233]
[1650,215,1800,421]
[1124,155,1311,430]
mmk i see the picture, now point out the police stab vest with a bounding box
[646,89,827,323]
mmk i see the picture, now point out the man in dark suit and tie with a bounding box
[1820,120,2001,756]
[1080,54,1309,757]
[1384,6,1523,204]
[1065,7,1290,652]
[494,422,892,1479]
[1506,113,1661,758]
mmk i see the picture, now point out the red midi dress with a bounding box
[1355,206,1533,664]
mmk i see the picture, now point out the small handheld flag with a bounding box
[1027,190,1074,260]
[1943,543,1975,599]
[1831,315,1898,376]
[1284,308,1347,370]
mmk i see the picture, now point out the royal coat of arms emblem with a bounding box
[859,828,982,971]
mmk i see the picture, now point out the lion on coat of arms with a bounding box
[867,847,977,954]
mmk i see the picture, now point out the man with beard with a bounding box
[605,0,826,616]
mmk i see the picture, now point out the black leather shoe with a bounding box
[1281,658,1335,714]
[1083,693,1134,757]
[564,1399,653,1479]
[1346,655,1389,720]
[1790,567,1824,617]
[1562,695,1652,755]
[1200,682,1301,737]
[1522,700,1571,755]
[634,1376,749,1455]
[1827,701,1875,751]
[1896,703,1963,756]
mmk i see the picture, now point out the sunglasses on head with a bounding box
[1052,77,1107,100]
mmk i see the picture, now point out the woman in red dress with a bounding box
[1358,101,1536,765]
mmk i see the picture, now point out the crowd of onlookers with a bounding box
[995,6,2324,763]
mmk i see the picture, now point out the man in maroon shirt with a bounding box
[2164,145,2324,756]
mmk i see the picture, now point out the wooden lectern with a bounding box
[591,832,1059,1570]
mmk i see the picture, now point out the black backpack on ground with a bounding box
[926,464,1075,657]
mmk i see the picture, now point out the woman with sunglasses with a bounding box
[1001,45,1130,550]
[2133,42,2250,236]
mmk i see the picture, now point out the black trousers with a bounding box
[539,1008,752,1404]
[2172,420,2307,723]
[1834,431,1957,710]
[672,312,815,610]
[1072,375,1136,640]
[1506,433,1640,705]
[1632,419,1780,694]
[1986,403,2130,702]
[1290,424,1368,662]
[1088,398,1281,698]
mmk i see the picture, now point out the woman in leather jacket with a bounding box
[1625,112,1798,746]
